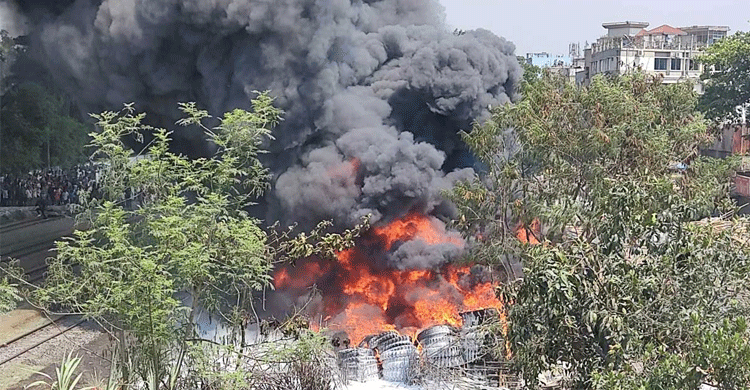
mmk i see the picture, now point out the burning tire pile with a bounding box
[335,308,518,388]
[366,331,419,382]
[417,325,463,368]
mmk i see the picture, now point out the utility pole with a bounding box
[0,31,11,175]
[46,127,51,170]
[1,47,4,175]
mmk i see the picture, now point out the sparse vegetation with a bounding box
[27,352,86,390]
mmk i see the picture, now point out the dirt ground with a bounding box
[0,321,113,390]
[1,214,112,389]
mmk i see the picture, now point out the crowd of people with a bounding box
[0,164,102,208]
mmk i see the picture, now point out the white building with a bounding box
[578,21,729,91]
[527,44,586,85]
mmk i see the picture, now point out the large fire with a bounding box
[273,212,505,344]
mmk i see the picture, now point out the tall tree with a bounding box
[0,29,20,95]
[451,72,749,388]
[1,83,89,173]
[699,29,750,121]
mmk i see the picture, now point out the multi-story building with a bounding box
[577,21,729,90]
[525,52,572,68]
[525,47,584,85]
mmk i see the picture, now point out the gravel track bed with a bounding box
[0,317,105,389]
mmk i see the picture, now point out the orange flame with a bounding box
[373,212,463,250]
[273,212,505,344]
[516,219,541,244]
[327,302,397,342]
[273,260,331,289]
[326,158,360,184]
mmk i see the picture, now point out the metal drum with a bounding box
[361,330,399,350]
[461,329,485,364]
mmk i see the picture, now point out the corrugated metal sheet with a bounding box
[703,124,749,157]
[732,128,748,154]
[736,174,750,197]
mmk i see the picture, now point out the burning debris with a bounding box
[273,212,505,345]
[364,331,419,383]
[16,1,523,386]
[271,209,513,387]
[417,325,463,368]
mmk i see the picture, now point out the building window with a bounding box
[671,58,681,70]
[654,58,668,70]
[688,59,700,71]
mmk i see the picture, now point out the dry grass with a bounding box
[251,358,338,390]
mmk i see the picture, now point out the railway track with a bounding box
[0,257,54,286]
[1,233,63,262]
[1,216,67,257]
[0,215,64,235]
[0,215,85,368]
[0,315,84,367]
[1,215,75,282]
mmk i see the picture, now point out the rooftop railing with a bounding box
[592,36,711,54]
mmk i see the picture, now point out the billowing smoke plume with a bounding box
[18,0,520,232]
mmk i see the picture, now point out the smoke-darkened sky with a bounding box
[0,0,522,242]
[439,0,750,56]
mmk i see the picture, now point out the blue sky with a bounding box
[438,0,750,56]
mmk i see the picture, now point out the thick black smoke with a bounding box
[14,0,521,231]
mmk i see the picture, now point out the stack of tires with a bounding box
[460,308,499,328]
[417,325,464,368]
[369,331,418,382]
[460,309,497,364]
[338,348,379,383]
[461,328,485,364]
[459,308,516,388]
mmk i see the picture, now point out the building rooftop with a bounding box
[636,24,687,36]
[602,21,649,29]
[679,25,731,32]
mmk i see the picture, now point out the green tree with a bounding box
[1,83,90,173]
[0,29,20,95]
[699,29,750,121]
[452,72,750,388]
[518,56,542,86]
[2,94,364,388]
